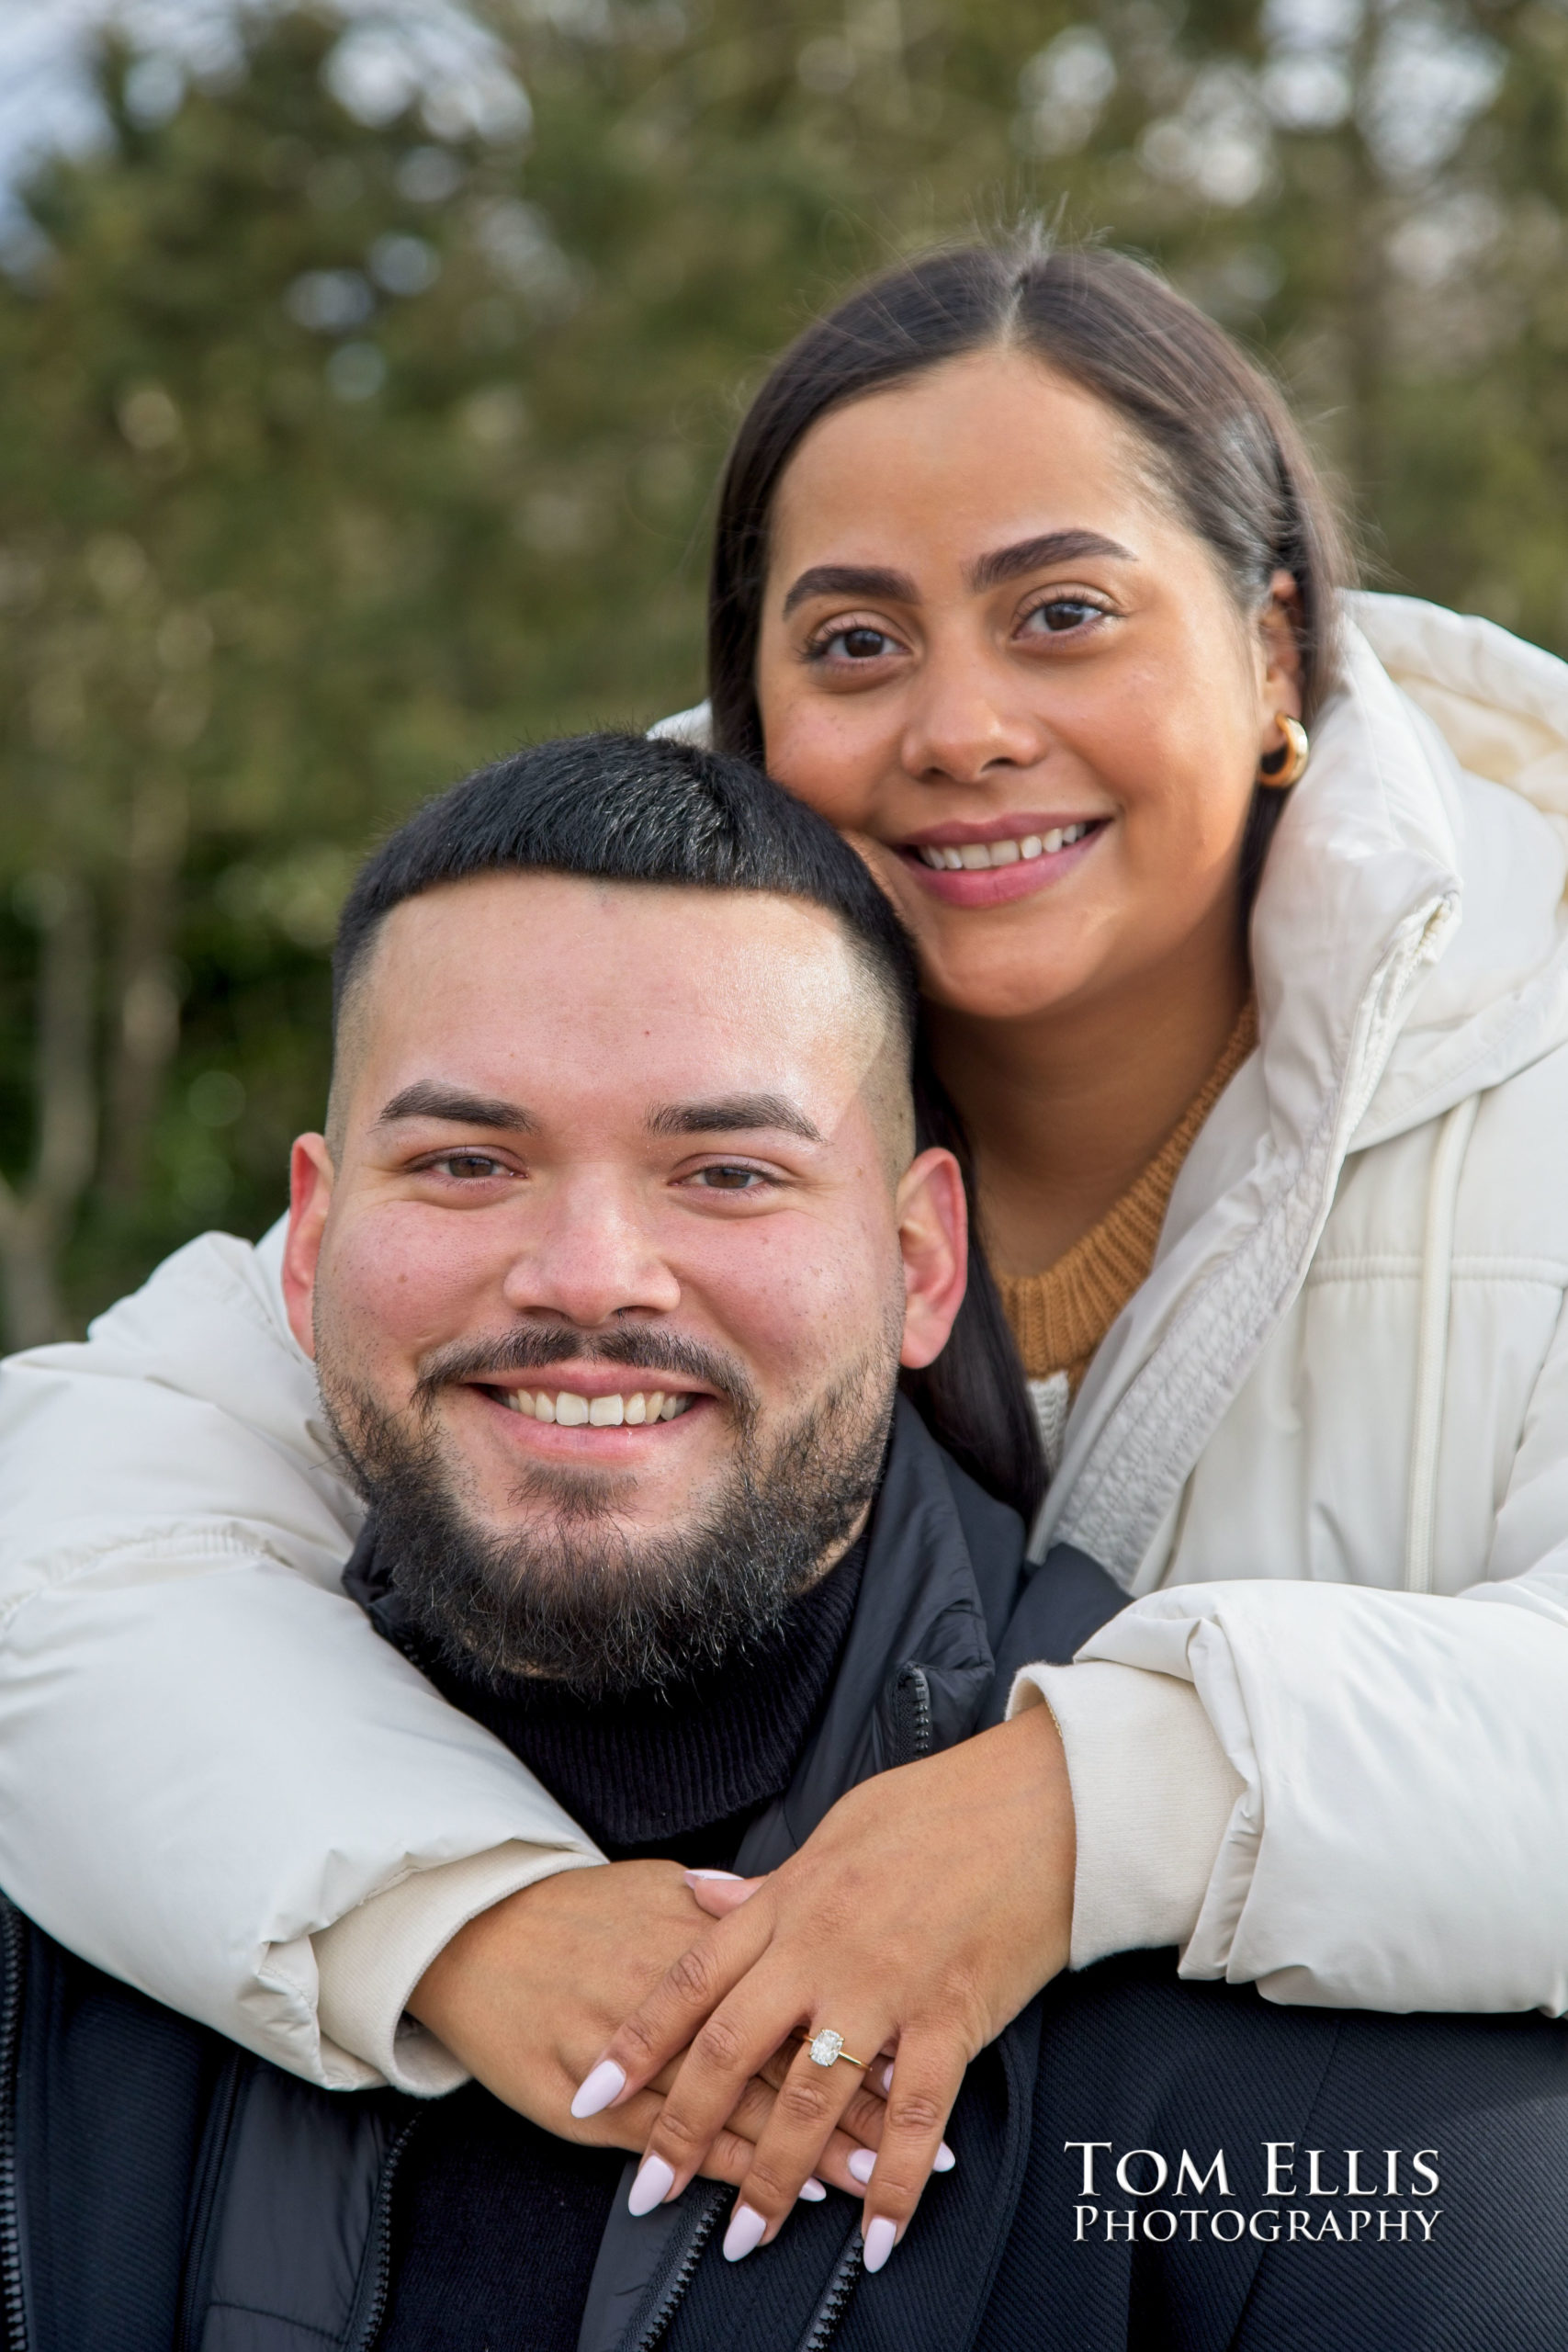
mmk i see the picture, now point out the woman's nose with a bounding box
[897,656,1048,787]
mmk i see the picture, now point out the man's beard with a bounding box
[318,1321,897,1701]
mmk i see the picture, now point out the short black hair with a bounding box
[333,729,918,1056]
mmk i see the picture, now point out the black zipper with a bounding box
[794,2228,863,2352]
[0,1902,28,2352]
[345,2113,422,2351]
[888,1663,933,1768]
[620,1669,934,2352]
[626,2181,728,2352]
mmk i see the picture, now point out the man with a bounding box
[5,733,1565,2352]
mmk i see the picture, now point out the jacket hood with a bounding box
[1328,594,1568,1148]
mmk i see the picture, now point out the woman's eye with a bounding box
[808,623,901,663]
[1021,594,1107,638]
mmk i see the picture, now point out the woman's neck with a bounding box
[931,923,1250,1279]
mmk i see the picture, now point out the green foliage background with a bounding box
[2,0,1564,1341]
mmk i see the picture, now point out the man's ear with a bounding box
[895,1146,968,1370]
[281,1133,334,1361]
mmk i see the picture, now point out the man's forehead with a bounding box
[351,871,884,1125]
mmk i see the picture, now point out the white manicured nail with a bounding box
[933,2142,956,2172]
[863,2215,897,2273]
[570,2058,626,2119]
[627,2154,675,2216]
[723,2202,767,2261]
[847,2147,875,2185]
[798,2177,828,2202]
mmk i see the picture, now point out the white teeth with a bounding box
[919,825,1095,872]
[504,1385,691,1426]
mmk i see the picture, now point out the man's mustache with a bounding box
[412,1326,757,1418]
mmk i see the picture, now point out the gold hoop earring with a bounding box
[1258,712,1309,790]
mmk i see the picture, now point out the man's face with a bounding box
[283,872,964,1690]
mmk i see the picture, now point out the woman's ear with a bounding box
[281,1133,334,1360]
[896,1146,968,1370]
[1258,569,1306,737]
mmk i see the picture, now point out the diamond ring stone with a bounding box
[807,2029,869,2071]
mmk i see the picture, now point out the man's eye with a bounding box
[430,1152,510,1181]
[694,1165,766,1192]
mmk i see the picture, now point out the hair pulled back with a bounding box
[705,239,1350,1530]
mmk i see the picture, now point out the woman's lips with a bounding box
[897,819,1107,907]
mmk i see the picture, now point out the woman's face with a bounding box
[757,347,1303,1026]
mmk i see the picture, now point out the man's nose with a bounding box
[897,645,1049,786]
[498,1172,682,1329]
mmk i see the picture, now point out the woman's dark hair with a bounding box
[705,235,1351,1527]
[709,233,1348,756]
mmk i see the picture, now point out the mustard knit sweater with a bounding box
[995,1000,1258,1390]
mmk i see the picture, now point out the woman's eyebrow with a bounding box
[780,532,1135,617]
[964,531,1133,593]
[781,563,917,616]
[967,529,1134,591]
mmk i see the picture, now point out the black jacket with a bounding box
[0,1401,1124,2352]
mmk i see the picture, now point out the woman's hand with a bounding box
[409,1858,886,2199]
[573,1709,1076,2267]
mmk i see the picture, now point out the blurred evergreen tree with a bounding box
[0,0,1562,1340]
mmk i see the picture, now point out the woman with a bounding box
[5,237,1568,2264]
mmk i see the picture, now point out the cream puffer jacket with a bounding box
[3,593,1568,2096]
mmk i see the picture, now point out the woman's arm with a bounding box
[0,1222,601,2091]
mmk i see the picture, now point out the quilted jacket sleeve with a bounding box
[0,1225,602,2090]
[1016,1283,1568,2015]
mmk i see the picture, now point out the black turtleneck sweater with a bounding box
[363,1535,866,2352]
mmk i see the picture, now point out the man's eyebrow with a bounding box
[647,1094,823,1144]
[966,529,1134,593]
[781,563,919,617]
[375,1081,536,1133]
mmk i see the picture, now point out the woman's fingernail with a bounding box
[875,2060,894,2097]
[682,1868,743,1882]
[627,2154,676,2217]
[863,2215,898,2274]
[847,2147,876,2185]
[723,2202,768,2261]
[570,2059,626,2120]
[933,2142,956,2173]
[798,2177,828,2202]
